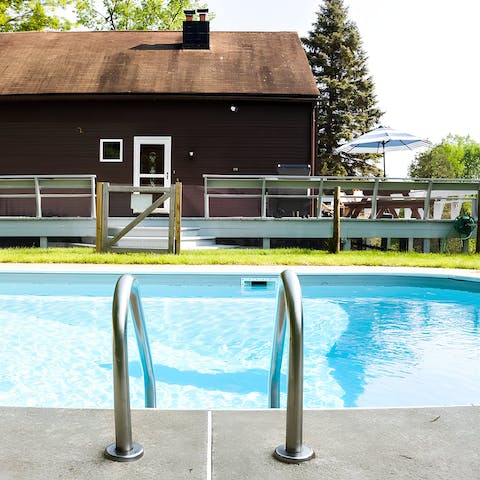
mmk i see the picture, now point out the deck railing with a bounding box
[203,175,479,221]
[0,174,96,218]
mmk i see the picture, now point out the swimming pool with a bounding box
[0,270,479,409]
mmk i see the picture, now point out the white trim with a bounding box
[133,136,171,187]
[99,139,123,162]
[133,136,172,213]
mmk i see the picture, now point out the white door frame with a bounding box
[133,136,172,213]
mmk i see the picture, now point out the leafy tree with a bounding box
[409,134,480,179]
[0,0,72,31]
[75,0,203,31]
[459,136,480,178]
[302,0,383,175]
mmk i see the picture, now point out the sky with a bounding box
[204,0,480,177]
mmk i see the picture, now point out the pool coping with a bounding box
[1,405,478,479]
[0,262,479,278]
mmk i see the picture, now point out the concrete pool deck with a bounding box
[0,264,478,478]
[0,406,478,479]
[0,263,480,279]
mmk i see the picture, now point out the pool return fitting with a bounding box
[104,274,156,462]
[269,270,315,463]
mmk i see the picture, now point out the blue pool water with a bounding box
[0,272,479,409]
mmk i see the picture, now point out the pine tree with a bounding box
[302,0,383,175]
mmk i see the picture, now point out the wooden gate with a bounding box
[95,182,182,253]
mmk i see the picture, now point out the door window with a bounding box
[140,145,165,186]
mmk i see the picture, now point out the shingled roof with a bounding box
[0,31,318,98]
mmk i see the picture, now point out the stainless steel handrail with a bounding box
[269,270,314,463]
[104,274,156,462]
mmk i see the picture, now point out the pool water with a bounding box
[0,273,479,409]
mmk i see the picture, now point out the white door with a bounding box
[133,136,172,213]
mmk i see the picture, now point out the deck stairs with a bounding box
[106,225,229,250]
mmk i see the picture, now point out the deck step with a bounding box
[106,225,234,249]
[108,226,200,238]
[110,235,219,250]
[84,223,237,250]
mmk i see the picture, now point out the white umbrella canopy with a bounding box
[335,126,432,176]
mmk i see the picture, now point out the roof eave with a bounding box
[0,92,319,103]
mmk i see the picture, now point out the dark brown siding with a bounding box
[0,97,314,216]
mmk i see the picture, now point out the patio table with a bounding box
[342,198,431,219]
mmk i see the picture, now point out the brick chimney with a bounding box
[197,8,208,22]
[184,9,195,21]
[183,9,210,50]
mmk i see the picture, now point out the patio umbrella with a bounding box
[335,126,432,176]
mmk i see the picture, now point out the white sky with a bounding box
[204,0,480,177]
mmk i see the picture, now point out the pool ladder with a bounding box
[104,274,156,462]
[269,270,314,462]
[104,270,313,464]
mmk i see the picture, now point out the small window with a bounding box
[100,139,123,162]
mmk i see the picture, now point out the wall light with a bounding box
[188,151,194,159]
[230,105,238,113]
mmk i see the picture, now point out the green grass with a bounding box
[0,247,479,269]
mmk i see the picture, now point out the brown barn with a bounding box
[0,12,318,217]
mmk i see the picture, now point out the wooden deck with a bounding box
[0,213,470,252]
[180,217,460,251]
[202,175,480,251]
[0,175,478,252]
[0,175,96,247]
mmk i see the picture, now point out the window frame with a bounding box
[99,139,123,163]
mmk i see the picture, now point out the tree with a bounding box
[302,0,383,175]
[459,136,480,178]
[75,0,203,31]
[409,134,480,179]
[0,0,72,31]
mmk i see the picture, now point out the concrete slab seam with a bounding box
[207,410,212,480]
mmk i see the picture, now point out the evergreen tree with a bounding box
[302,0,383,175]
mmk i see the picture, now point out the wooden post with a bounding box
[204,176,209,218]
[168,182,182,254]
[423,239,431,253]
[316,178,324,218]
[440,238,447,253]
[423,180,433,220]
[331,186,341,253]
[370,179,379,219]
[408,238,414,252]
[261,178,267,218]
[174,181,182,254]
[34,177,42,218]
[96,182,109,252]
[168,185,175,253]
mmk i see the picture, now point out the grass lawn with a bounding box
[0,247,479,269]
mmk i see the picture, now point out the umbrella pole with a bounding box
[382,143,386,177]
